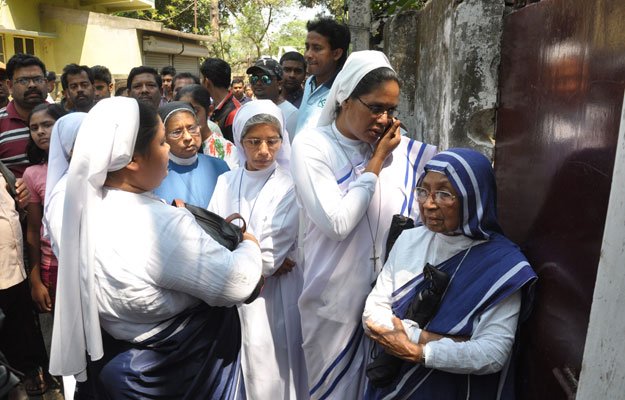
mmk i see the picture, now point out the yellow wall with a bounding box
[40,7,143,75]
[0,2,202,79]
[1,0,42,31]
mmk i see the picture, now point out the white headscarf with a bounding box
[317,50,395,127]
[43,112,87,232]
[232,99,291,169]
[50,97,140,380]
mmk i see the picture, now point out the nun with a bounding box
[49,97,262,399]
[290,51,437,399]
[208,100,307,399]
[43,112,87,256]
[153,101,229,207]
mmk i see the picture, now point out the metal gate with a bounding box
[495,0,625,398]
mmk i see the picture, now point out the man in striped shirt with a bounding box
[0,54,48,177]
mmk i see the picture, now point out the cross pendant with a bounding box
[370,253,380,267]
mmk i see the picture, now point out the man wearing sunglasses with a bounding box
[246,58,298,139]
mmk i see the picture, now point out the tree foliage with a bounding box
[273,20,307,54]
[115,0,218,34]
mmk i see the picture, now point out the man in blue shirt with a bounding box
[293,17,350,140]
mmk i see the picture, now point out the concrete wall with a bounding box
[576,92,625,399]
[40,5,143,75]
[384,0,504,155]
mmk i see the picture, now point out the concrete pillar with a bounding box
[348,0,371,51]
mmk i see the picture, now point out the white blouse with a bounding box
[93,188,262,342]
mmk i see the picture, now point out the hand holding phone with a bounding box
[374,117,402,157]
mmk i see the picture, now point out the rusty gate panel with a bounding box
[495,0,625,398]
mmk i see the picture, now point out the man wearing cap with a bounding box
[0,54,49,177]
[247,58,298,138]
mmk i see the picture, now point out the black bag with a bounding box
[171,199,263,304]
[172,199,245,251]
[384,214,415,262]
[366,263,450,388]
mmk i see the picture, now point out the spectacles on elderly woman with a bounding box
[168,124,201,139]
[414,187,457,206]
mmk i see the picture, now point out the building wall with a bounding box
[0,2,204,80]
[384,0,505,156]
[40,6,143,75]
[1,0,42,31]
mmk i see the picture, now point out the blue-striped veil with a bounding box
[418,148,502,240]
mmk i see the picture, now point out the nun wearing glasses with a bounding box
[208,100,307,399]
[363,149,537,399]
[290,50,437,399]
[154,101,229,207]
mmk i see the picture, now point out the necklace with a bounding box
[237,166,276,226]
[330,125,382,277]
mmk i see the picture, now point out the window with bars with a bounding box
[14,36,35,55]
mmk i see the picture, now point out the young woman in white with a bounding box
[209,100,307,399]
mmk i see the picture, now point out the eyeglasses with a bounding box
[14,76,46,86]
[167,124,201,139]
[357,97,397,118]
[250,75,272,86]
[241,137,282,149]
[414,187,457,206]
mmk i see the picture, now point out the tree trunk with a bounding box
[210,0,222,58]
[349,0,371,51]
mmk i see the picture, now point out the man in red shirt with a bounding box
[200,58,240,143]
[0,54,49,177]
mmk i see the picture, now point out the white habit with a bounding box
[208,100,307,399]
[291,122,436,399]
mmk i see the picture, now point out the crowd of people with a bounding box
[0,15,536,400]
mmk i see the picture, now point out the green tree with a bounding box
[272,20,307,54]
[115,0,217,34]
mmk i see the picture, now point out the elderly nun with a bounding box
[153,101,229,207]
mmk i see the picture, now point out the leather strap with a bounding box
[225,213,246,234]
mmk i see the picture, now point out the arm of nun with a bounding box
[291,135,376,241]
[151,211,263,306]
[258,188,299,276]
[362,243,424,341]
[423,292,521,375]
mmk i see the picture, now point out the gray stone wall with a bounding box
[384,0,505,156]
